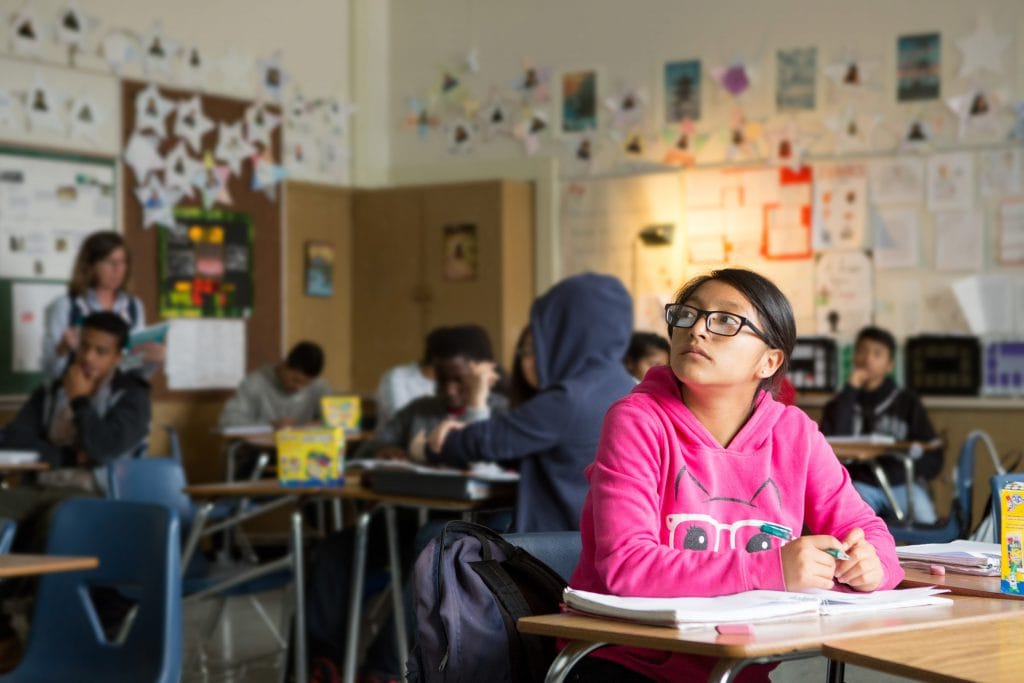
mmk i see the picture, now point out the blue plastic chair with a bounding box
[990,473,1024,542]
[0,498,181,683]
[889,432,984,545]
[503,531,582,583]
[0,518,16,554]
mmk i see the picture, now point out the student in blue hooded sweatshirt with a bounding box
[426,272,637,532]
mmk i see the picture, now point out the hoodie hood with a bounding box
[530,272,633,389]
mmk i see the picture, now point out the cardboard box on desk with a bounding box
[321,395,362,433]
[276,427,345,487]
[1000,481,1024,594]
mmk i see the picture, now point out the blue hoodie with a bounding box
[432,273,636,531]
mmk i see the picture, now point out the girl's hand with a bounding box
[834,528,883,592]
[136,341,166,364]
[781,535,840,591]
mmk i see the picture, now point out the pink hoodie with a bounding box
[569,365,903,681]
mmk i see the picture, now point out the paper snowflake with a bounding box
[213,120,255,176]
[123,131,165,182]
[134,83,174,138]
[134,176,181,230]
[163,141,200,199]
[244,102,281,147]
[955,16,1011,78]
[68,95,103,143]
[174,95,215,153]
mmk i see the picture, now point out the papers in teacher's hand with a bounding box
[0,450,40,465]
[126,322,170,351]
[896,540,1001,576]
[562,586,951,628]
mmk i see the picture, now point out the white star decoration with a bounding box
[54,1,96,52]
[251,148,287,200]
[180,44,208,89]
[218,50,253,95]
[214,121,254,176]
[512,108,548,156]
[163,141,200,199]
[955,16,1011,78]
[195,153,232,210]
[142,21,178,78]
[0,88,18,128]
[134,176,181,230]
[604,86,647,129]
[823,49,879,92]
[134,83,174,138]
[99,31,140,75]
[24,78,64,133]
[445,118,475,154]
[174,95,214,153]
[947,88,1002,139]
[257,52,288,103]
[287,95,311,132]
[824,108,880,153]
[68,95,103,143]
[244,102,281,147]
[10,4,45,57]
[322,98,355,136]
[123,131,165,182]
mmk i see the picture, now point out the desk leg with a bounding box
[901,454,916,526]
[383,505,409,673]
[826,658,845,683]
[544,640,606,683]
[343,509,372,683]
[869,463,905,522]
[292,510,308,683]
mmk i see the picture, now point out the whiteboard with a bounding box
[0,148,117,280]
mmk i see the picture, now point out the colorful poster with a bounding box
[304,241,334,297]
[897,32,941,101]
[11,281,65,373]
[812,164,868,250]
[562,70,597,132]
[159,207,254,318]
[663,59,701,122]
[443,223,478,282]
[776,47,817,111]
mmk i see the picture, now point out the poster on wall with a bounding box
[897,32,941,102]
[776,47,817,111]
[11,281,65,373]
[663,59,701,122]
[561,70,597,132]
[814,250,873,337]
[159,207,254,318]
[443,223,478,282]
[304,241,334,297]
[812,164,868,250]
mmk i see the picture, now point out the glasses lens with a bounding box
[707,312,742,336]
[666,305,697,328]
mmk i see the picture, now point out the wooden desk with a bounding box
[0,554,98,578]
[901,566,1024,600]
[519,595,1024,683]
[822,619,1022,682]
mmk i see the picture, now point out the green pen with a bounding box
[760,524,851,560]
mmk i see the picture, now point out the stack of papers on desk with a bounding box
[896,540,1001,576]
[349,460,519,500]
[562,586,950,628]
[0,450,40,465]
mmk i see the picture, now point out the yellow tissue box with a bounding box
[1000,481,1024,595]
[321,395,362,433]
[276,427,345,487]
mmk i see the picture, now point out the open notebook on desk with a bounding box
[562,586,951,628]
[348,460,518,500]
[896,540,1001,576]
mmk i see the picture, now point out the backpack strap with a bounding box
[127,295,139,327]
[470,557,542,682]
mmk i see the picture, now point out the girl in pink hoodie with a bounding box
[567,269,903,682]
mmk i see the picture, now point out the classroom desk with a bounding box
[186,478,514,683]
[900,566,1024,600]
[822,619,1022,682]
[518,595,1024,683]
[0,553,98,578]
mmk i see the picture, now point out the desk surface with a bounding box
[0,554,98,578]
[222,430,373,449]
[185,479,513,512]
[0,462,49,472]
[518,595,1024,661]
[826,439,937,462]
[901,566,1024,600]
[823,618,1022,683]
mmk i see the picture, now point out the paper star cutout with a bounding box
[465,49,480,73]
[899,117,933,152]
[142,22,178,78]
[661,118,705,167]
[24,78,64,133]
[122,131,165,182]
[67,95,103,143]
[516,63,551,103]
[605,86,647,129]
[134,177,180,229]
[243,102,281,147]
[251,148,287,200]
[947,88,1003,139]
[134,83,174,138]
[54,1,96,52]
[173,95,214,153]
[723,110,762,160]
[621,130,648,158]
[404,98,440,138]
[712,60,755,97]
[824,108,880,153]
[195,153,232,209]
[823,49,879,92]
[1009,102,1024,141]
[445,118,475,154]
[0,88,19,128]
[571,135,595,169]
[163,141,200,199]
[218,50,253,95]
[284,133,315,173]
[512,108,548,155]
[480,93,513,139]
[99,30,140,75]
[318,138,348,179]
[766,120,813,170]
[214,121,254,176]
[180,44,209,89]
[955,16,1011,78]
[257,52,288,102]
[288,94,312,132]
[10,4,45,57]
[322,98,355,136]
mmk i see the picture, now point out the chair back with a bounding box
[990,473,1024,542]
[0,518,15,554]
[502,531,582,582]
[11,498,181,683]
[108,456,195,529]
[165,425,184,464]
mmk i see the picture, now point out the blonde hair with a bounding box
[68,231,131,296]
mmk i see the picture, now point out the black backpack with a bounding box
[406,521,567,683]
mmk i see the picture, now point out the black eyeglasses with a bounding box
[665,303,770,343]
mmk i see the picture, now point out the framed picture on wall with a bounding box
[897,32,941,102]
[443,223,478,282]
[560,69,598,133]
[663,59,701,123]
[305,241,335,297]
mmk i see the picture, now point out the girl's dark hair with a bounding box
[68,231,131,296]
[508,326,538,409]
[669,268,796,397]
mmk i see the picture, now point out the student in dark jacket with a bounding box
[427,272,636,532]
[820,325,941,524]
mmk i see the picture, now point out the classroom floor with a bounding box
[187,588,914,683]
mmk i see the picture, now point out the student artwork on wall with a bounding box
[812,163,868,250]
[663,59,701,123]
[561,70,597,133]
[304,240,334,297]
[158,206,253,318]
[776,47,817,111]
[897,33,941,102]
[442,223,478,282]
[814,249,873,336]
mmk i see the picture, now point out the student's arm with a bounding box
[431,388,568,466]
[819,385,859,435]
[351,402,415,460]
[374,369,399,425]
[73,378,151,465]
[0,387,67,465]
[42,296,73,381]
[217,375,262,428]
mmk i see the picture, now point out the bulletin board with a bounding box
[0,146,117,397]
[120,80,282,401]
